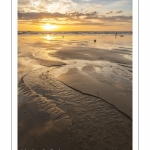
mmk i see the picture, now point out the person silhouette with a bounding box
[115,32,117,38]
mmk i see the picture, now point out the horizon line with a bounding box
[18,30,132,32]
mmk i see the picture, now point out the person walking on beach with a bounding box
[115,32,117,38]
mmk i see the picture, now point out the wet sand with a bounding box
[57,67,132,118]
[18,34,132,150]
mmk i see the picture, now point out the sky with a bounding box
[18,0,132,31]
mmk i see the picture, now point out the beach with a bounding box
[18,32,132,150]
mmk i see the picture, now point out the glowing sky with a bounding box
[18,0,132,31]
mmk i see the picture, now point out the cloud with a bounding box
[18,11,99,20]
[106,10,123,15]
[100,15,132,22]
[115,11,122,13]
[18,0,77,13]
[18,0,30,5]
[18,11,132,26]
[106,11,113,14]
[18,12,68,20]
[82,0,92,1]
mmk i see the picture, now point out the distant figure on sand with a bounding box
[120,35,124,37]
[115,32,117,38]
[94,39,96,42]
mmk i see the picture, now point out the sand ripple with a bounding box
[18,67,132,150]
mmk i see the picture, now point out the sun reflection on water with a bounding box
[45,34,53,40]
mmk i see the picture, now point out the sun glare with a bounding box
[42,23,57,30]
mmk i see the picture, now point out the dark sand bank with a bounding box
[57,67,132,118]
[51,46,132,65]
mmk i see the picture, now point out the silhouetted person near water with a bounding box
[115,32,117,38]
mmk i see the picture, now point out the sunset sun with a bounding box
[42,23,57,30]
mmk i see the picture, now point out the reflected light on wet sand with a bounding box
[45,34,53,40]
